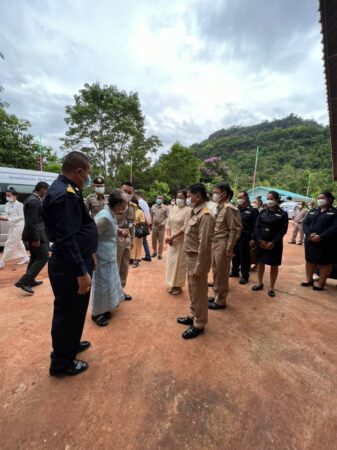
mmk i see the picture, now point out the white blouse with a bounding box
[4,200,25,227]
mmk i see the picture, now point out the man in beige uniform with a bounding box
[169,183,214,339]
[151,196,168,260]
[117,182,135,301]
[209,183,242,310]
[85,176,108,217]
[289,202,308,245]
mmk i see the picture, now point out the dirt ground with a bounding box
[0,227,336,450]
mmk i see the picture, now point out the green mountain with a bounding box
[190,114,336,196]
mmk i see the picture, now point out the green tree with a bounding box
[62,82,161,181]
[0,107,57,170]
[148,180,170,203]
[153,142,200,195]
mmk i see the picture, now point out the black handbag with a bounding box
[135,223,150,238]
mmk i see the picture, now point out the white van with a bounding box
[0,167,59,247]
[280,201,298,220]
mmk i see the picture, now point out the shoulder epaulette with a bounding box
[66,184,76,194]
[200,207,210,216]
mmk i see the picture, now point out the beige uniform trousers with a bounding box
[291,223,304,244]
[212,242,231,306]
[152,226,165,255]
[117,237,131,288]
[187,256,209,329]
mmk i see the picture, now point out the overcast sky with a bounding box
[0,0,327,155]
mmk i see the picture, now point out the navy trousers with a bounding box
[49,255,93,370]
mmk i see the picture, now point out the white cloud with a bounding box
[0,0,328,156]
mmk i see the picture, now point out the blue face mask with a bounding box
[156,199,163,205]
[85,175,92,188]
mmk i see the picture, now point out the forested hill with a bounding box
[189,114,336,195]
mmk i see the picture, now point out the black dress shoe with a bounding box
[208,302,226,310]
[151,253,157,257]
[182,326,204,339]
[91,314,108,326]
[103,311,112,319]
[49,359,88,377]
[77,341,91,353]
[229,272,240,278]
[158,255,163,260]
[15,281,34,294]
[239,278,249,285]
[142,257,152,262]
[31,280,43,287]
[124,292,132,301]
[177,316,194,326]
[268,290,276,298]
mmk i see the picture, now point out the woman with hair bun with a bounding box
[302,191,337,290]
[91,189,128,326]
[0,189,29,269]
[252,191,288,297]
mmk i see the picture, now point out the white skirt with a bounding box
[1,225,28,263]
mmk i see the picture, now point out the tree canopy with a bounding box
[62,82,161,184]
[190,114,337,196]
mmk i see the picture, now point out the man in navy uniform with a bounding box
[43,151,98,377]
[230,190,259,284]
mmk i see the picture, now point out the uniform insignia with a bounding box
[67,185,76,194]
[200,207,210,216]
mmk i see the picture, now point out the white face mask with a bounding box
[6,196,13,202]
[212,193,219,203]
[176,198,185,207]
[298,204,303,209]
[267,199,276,207]
[95,186,105,194]
[252,202,258,208]
[317,198,327,207]
[186,198,192,207]
[237,199,245,206]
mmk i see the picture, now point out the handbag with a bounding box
[135,223,150,238]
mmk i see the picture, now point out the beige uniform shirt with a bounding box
[294,208,308,224]
[116,202,135,242]
[151,204,168,227]
[85,194,108,218]
[213,202,242,253]
[183,202,215,273]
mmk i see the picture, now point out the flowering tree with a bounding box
[199,156,229,184]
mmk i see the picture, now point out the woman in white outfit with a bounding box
[0,189,29,269]
[165,190,190,295]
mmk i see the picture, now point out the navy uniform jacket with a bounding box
[238,204,259,238]
[22,193,47,243]
[255,207,288,244]
[303,207,337,240]
[43,175,98,276]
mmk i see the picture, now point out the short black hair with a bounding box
[320,191,335,204]
[239,190,249,200]
[268,190,281,203]
[35,182,49,192]
[177,190,187,199]
[188,183,207,201]
[215,182,231,195]
[108,189,127,208]
[62,151,90,173]
[121,181,133,188]
[7,188,18,196]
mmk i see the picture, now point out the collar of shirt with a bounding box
[192,202,207,215]
[59,174,80,191]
